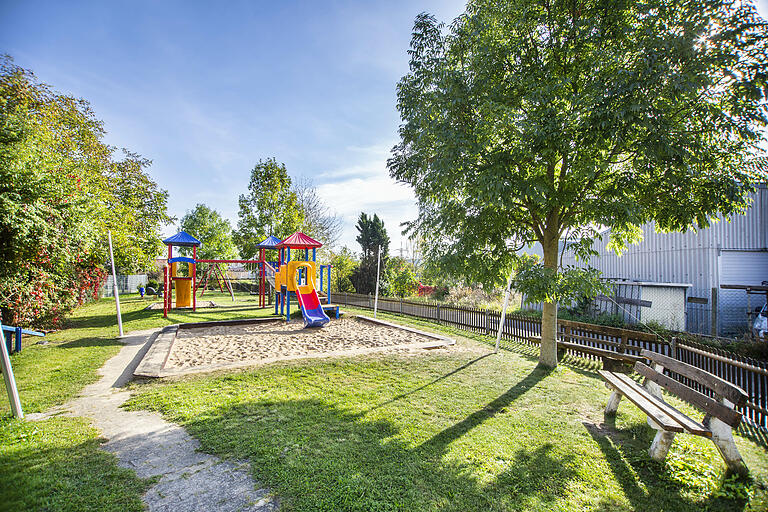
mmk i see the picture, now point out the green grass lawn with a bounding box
[2,296,767,511]
[0,291,278,511]
[124,306,768,512]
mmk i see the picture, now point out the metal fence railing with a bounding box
[336,292,768,431]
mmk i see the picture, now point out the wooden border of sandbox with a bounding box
[133,315,455,379]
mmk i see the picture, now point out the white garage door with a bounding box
[719,250,768,335]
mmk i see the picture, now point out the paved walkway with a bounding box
[28,329,278,512]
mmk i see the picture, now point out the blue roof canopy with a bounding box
[162,231,202,247]
[257,235,282,250]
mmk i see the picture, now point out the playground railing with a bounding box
[2,324,45,354]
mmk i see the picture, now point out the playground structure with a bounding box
[273,232,336,327]
[161,230,336,327]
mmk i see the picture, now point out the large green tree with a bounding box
[350,213,390,294]
[180,204,239,261]
[0,56,172,326]
[234,158,304,258]
[389,1,768,367]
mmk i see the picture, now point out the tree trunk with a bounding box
[539,231,559,368]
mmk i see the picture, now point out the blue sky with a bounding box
[0,0,466,255]
[1,0,767,256]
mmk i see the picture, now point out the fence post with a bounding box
[564,324,572,345]
[400,297,403,314]
[437,304,441,324]
[485,309,490,335]
[670,336,677,360]
[711,287,718,337]
[619,331,627,354]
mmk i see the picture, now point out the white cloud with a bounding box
[316,173,417,251]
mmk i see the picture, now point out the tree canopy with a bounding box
[389,0,768,366]
[0,55,172,326]
[234,158,304,258]
[180,204,239,261]
[234,159,342,258]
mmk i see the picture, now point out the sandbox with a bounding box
[134,315,454,378]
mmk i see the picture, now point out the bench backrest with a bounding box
[637,350,748,427]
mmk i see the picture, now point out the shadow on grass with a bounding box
[54,336,125,349]
[183,392,578,511]
[419,366,553,453]
[64,308,156,330]
[366,353,494,413]
[583,420,751,512]
[0,419,150,512]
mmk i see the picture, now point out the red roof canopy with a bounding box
[276,231,322,249]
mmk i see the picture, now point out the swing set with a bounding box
[161,232,279,318]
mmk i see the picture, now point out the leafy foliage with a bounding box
[180,204,239,261]
[0,56,171,327]
[293,176,342,253]
[328,246,357,293]
[234,158,304,258]
[350,213,390,294]
[384,256,419,297]
[389,1,768,365]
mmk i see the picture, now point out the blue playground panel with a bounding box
[2,325,45,354]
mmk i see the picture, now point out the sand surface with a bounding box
[165,317,440,369]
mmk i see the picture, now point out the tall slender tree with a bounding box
[389,1,768,367]
[350,213,390,294]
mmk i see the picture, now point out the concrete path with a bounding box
[28,329,278,512]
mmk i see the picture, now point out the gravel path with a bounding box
[28,329,278,512]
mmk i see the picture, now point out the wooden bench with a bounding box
[600,349,749,475]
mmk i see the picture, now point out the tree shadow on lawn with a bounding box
[0,419,150,512]
[366,353,495,413]
[63,308,156,330]
[175,366,574,511]
[583,420,752,512]
[185,408,576,510]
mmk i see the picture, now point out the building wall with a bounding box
[561,185,767,335]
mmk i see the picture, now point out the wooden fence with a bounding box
[337,292,768,431]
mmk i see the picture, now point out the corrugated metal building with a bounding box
[560,184,768,336]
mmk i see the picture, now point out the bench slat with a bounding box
[635,362,741,428]
[558,342,642,363]
[612,372,710,436]
[599,370,684,433]
[603,370,712,436]
[640,350,748,406]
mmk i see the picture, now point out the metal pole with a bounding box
[108,231,124,337]
[0,322,23,418]
[373,245,382,318]
[495,271,514,354]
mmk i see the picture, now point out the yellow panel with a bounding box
[176,279,191,307]
[287,261,316,291]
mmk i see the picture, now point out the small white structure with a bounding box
[633,281,691,330]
